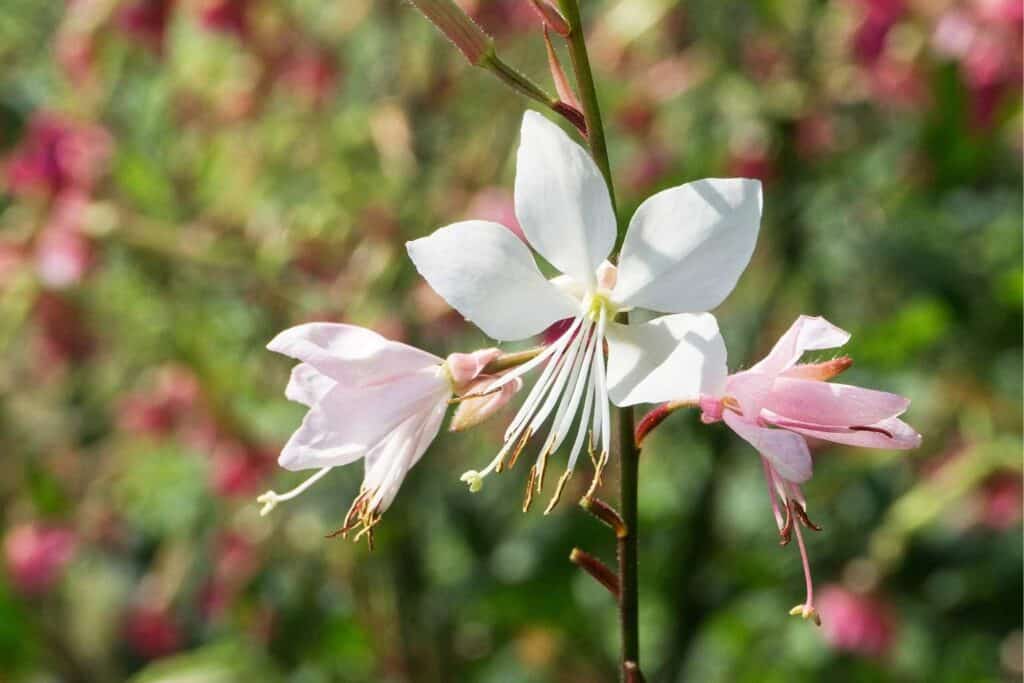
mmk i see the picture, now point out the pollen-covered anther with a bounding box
[522,466,538,512]
[585,449,608,500]
[779,501,794,546]
[327,488,380,549]
[791,500,822,532]
[544,470,573,514]
[508,428,533,470]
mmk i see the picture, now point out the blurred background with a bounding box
[0,0,1021,681]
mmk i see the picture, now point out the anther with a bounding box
[791,500,822,531]
[544,470,573,514]
[522,466,537,512]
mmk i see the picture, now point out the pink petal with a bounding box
[279,374,448,470]
[749,316,850,375]
[724,370,774,416]
[723,410,813,483]
[763,377,911,426]
[268,323,441,386]
[781,416,921,450]
[284,363,336,407]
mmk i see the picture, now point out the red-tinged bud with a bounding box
[786,356,853,381]
[543,26,580,109]
[636,399,699,445]
[569,547,620,598]
[552,101,587,136]
[636,403,672,447]
[408,0,494,66]
[529,0,570,37]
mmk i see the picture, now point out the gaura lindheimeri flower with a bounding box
[258,322,505,544]
[698,315,921,623]
[407,110,762,511]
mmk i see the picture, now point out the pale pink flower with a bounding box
[260,323,498,542]
[699,315,920,622]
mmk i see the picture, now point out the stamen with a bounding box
[508,428,533,469]
[779,500,794,546]
[522,466,537,512]
[791,500,823,531]
[544,470,573,514]
[257,466,333,516]
[486,315,584,396]
[540,321,597,457]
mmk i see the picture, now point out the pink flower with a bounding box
[4,523,77,596]
[5,113,112,199]
[700,315,920,622]
[260,323,498,542]
[818,585,897,657]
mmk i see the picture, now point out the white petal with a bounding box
[268,323,440,385]
[407,220,578,341]
[749,315,850,375]
[285,363,336,407]
[722,411,812,483]
[612,178,762,313]
[605,313,728,406]
[278,374,448,471]
[514,111,616,288]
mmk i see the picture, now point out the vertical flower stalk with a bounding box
[553,1,638,678]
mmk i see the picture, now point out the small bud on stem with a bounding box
[570,547,620,598]
[407,0,492,65]
[580,496,627,537]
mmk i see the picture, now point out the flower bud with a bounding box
[445,348,501,390]
[408,0,494,66]
[450,376,522,431]
[529,0,571,37]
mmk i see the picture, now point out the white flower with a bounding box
[258,323,458,543]
[407,111,762,509]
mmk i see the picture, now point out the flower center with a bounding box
[584,291,618,322]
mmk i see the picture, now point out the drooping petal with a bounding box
[763,377,911,426]
[723,410,812,483]
[749,315,850,376]
[612,178,762,313]
[278,406,367,471]
[407,220,578,341]
[775,415,922,450]
[364,399,447,512]
[285,363,336,407]
[278,374,448,470]
[514,111,616,288]
[605,313,728,406]
[268,323,440,386]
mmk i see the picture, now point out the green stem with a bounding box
[554,2,641,680]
